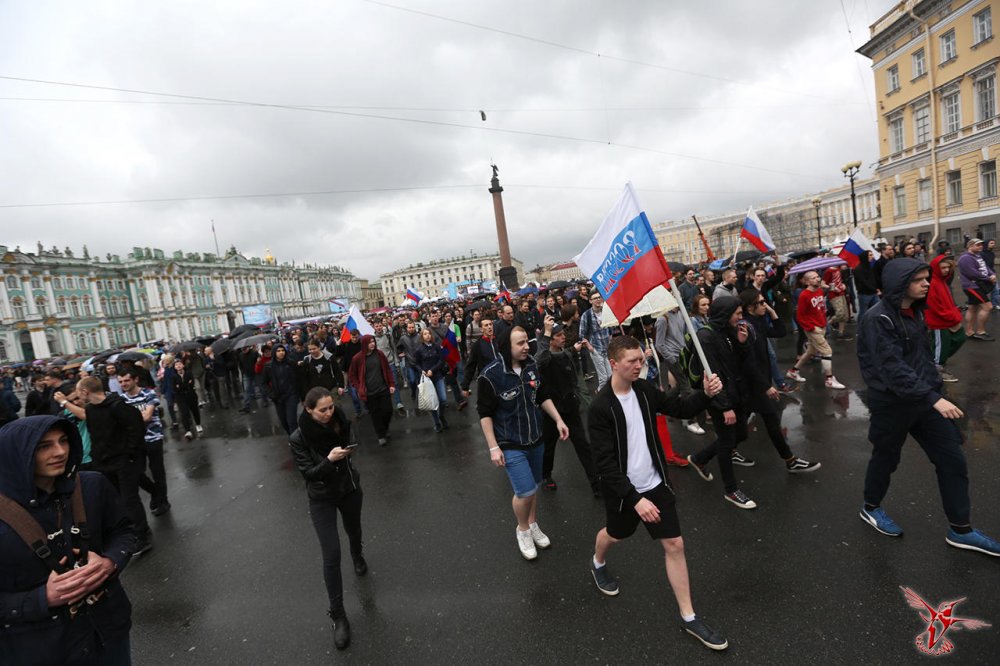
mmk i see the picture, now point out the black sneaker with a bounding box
[974,332,996,341]
[687,455,713,482]
[724,489,758,509]
[786,458,821,473]
[150,501,171,516]
[590,562,620,596]
[133,538,153,557]
[682,617,728,650]
[730,450,756,467]
[543,477,558,491]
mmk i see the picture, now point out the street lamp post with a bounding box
[811,197,822,248]
[841,160,862,229]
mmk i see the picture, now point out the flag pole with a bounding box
[729,234,743,268]
[666,278,713,376]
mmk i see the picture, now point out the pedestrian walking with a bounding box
[347,335,396,446]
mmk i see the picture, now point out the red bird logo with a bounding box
[900,587,991,655]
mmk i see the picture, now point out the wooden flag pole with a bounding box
[666,278,712,377]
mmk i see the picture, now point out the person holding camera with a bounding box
[288,387,366,651]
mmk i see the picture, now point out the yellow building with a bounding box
[858,0,998,246]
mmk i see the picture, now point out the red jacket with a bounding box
[347,335,396,402]
[925,255,962,330]
[796,288,827,331]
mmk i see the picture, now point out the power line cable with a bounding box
[0,75,828,180]
[839,0,878,126]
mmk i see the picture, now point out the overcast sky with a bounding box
[0,0,893,280]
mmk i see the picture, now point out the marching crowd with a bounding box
[1,234,998,661]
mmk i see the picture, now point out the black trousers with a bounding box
[365,391,393,438]
[542,405,597,488]
[308,491,364,611]
[864,397,970,525]
[747,408,793,459]
[692,407,749,493]
[138,438,169,508]
[105,454,150,538]
[176,393,201,431]
[274,394,299,435]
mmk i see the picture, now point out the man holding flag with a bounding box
[428,310,468,411]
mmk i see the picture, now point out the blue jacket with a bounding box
[476,355,548,449]
[857,258,942,406]
[0,416,135,665]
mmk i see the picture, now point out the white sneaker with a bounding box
[686,422,706,435]
[824,376,846,390]
[184,431,193,440]
[528,522,550,549]
[195,425,204,434]
[516,529,537,560]
[785,369,806,383]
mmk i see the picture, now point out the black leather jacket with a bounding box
[288,410,361,501]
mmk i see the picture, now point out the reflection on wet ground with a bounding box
[127,322,1000,663]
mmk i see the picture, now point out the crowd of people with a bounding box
[0,233,997,660]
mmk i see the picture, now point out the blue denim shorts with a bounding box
[503,443,544,498]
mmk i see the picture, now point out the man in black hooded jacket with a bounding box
[0,415,136,664]
[857,258,1000,556]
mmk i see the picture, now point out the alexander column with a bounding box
[489,164,519,289]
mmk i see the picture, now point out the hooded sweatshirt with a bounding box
[84,392,146,473]
[262,345,298,402]
[857,258,942,406]
[924,255,962,330]
[695,296,746,412]
[347,335,395,402]
[0,416,135,665]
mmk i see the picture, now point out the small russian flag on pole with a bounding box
[405,288,422,304]
[838,227,874,268]
[740,207,776,253]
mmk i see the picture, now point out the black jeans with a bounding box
[542,404,597,489]
[138,439,168,508]
[692,407,749,493]
[864,397,970,525]
[274,394,300,435]
[308,491,364,610]
[105,454,150,538]
[749,409,794,460]
[365,391,393,438]
[176,393,201,432]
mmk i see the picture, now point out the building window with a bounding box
[940,30,957,62]
[976,74,996,121]
[946,228,963,245]
[11,297,25,319]
[30,277,41,289]
[974,7,993,45]
[5,276,16,289]
[893,186,907,216]
[53,277,61,289]
[77,333,87,350]
[912,49,926,78]
[981,222,997,241]
[0,340,6,361]
[70,298,80,317]
[89,331,99,348]
[982,160,998,199]
[913,105,930,144]
[887,65,900,92]
[36,297,47,316]
[57,296,66,314]
[943,92,961,133]
[917,179,932,210]
[99,297,108,314]
[82,295,92,316]
[888,116,904,152]
[946,170,963,205]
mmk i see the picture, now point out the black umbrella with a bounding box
[229,324,260,338]
[210,338,234,355]
[170,341,204,353]
[49,357,69,366]
[195,335,219,346]
[91,349,121,365]
[232,334,277,350]
[465,299,493,312]
[787,249,820,260]
[117,350,155,362]
[547,280,572,290]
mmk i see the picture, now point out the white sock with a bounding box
[529,522,538,530]
[593,555,605,569]
[682,613,696,623]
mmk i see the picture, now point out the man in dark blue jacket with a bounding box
[0,415,136,664]
[857,258,999,556]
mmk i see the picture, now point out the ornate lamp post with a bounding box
[811,197,822,248]
[841,160,862,228]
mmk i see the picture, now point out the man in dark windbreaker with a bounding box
[0,415,136,664]
[857,258,1000,557]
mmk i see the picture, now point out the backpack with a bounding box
[676,330,705,388]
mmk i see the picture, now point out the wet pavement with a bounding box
[123,321,1000,664]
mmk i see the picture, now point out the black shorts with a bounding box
[965,288,990,306]
[604,482,681,540]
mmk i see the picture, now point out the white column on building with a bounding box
[43,273,57,310]
[29,326,52,358]
[216,313,229,332]
[145,276,163,311]
[98,324,111,348]
[211,275,224,306]
[61,327,76,354]
[22,273,39,316]
[162,276,176,309]
[178,317,191,339]
[128,279,140,313]
[89,275,106,317]
[190,315,201,336]
[185,278,195,309]
[0,277,12,320]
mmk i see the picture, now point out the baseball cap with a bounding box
[967,238,984,248]
[551,323,565,336]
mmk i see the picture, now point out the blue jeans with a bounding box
[503,444,545,498]
[390,364,405,408]
[766,339,785,388]
[427,376,448,426]
[348,386,365,415]
[241,374,260,409]
[407,365,422,401]
[856,293,879,321]
[991,283,1000,307]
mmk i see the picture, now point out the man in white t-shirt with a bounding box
[587,335,729,651]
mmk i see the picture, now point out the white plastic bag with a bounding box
[417,374,440,412]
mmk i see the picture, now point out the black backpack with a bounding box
[676,330,705,388]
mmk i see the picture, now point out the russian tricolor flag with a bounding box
[340,305,375,343]
[440,327,461,369]
[573,182,673,322]
[740,207,776,253]
[838,227,873,268]
[405,288,422,304]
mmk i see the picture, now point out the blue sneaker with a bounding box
[859,506,903,537]
[946,529,1000,557]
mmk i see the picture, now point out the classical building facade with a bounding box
[858,0,998,246]
[0,243,359,362]
[380,252,523,304]
[357,279,385,311]
[653,179,882,265]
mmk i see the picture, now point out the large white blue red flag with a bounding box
[340,305,375,343]
[405,288,422,304]
[838,227,873,268]
[573,182,673,321]
[740,206,776,253]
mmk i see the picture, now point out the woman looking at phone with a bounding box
[289,387,366,651]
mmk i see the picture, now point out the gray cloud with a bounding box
[0,0,890,278]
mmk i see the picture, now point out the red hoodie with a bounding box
[347,334,395,402]
[796,287,827,331]
[925,255,962,330]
